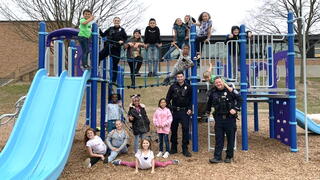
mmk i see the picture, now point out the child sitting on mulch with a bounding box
[104,120,129,163]
[84,128,107,168]
[112,138,179,173]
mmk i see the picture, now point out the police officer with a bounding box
[206,77,242,163]
[166,72,192,157]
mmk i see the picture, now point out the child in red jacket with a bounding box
[153,98,173,158]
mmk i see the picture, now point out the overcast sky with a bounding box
[134,0,261,35]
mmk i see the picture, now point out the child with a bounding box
[106,93,124,133]
[128,94,150,153]
[162,18,189,60]
[225,26,253,79]
[195,12,212,59]
[184,15,196,29]
[84,128,107,168]
[99,17,128,82]
[78,9,95,69]
[112,138,179,173]
[153,98,172,158]
[144,18,162,77]
[124,29,145,87]
[163,43,194,85]
[105,120,129,163]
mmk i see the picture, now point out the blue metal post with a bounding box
[240,25,248,150]
[254,102,259,131]
[86,84,91,125]
[58,40,63,76]
[190,24,198,152]
[70,40,76,77]
[90,23,98,129]
[120,67,124,106]
[269,99,275,138]
[216,60,221,76]
[100,59,107,140]
[38,22,46,69]
[287,12,298,152]
[109,56,114,95]
[117,65,122,96]
[268,46,275,138]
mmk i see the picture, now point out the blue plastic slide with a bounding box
[0,69,90,179]
[296,109,320,134]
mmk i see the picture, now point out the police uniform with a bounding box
[166,81,192,156]
[206,86,242,162]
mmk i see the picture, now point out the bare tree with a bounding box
[0,0,145,42]
[245,0,320,83]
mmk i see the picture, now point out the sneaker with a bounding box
[156,151,163,157]
[172,159,179,165]
[84,158,91,168]
[112,159,121,165]
[224,158,232,163]
[162,152,170,158]
[209,158,222,164]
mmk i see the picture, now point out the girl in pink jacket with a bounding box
[153,98,173,158]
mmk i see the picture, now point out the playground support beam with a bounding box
[190,24,198,152]
[287,12,298,152]
[38,22,46,69]
[90,23,98,130]
[240,24,248,151]
[100,59,107,141]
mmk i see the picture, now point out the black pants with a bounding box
[195,36,208,54]
[90,152,107,166]
[214,117,237,159]
[170,110,190,150]
[99,45,121,82]
[128,57,142,86]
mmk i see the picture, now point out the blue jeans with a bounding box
[134,133,146,153]
[107,146,128,163]
[158,133,170,152]
[79,36,89,66]
[107,119,117,133]
[162,40,187,60]
[147,45,159,74]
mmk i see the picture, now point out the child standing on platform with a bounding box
[195,12,212,59]
[128,94,150,153]
[162,18,189,60]
[78,9,94,69]
[153,98,172,158]
[124,29,145,87]
[112,138,179,173]
[144,18,162,77]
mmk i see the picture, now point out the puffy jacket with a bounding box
[128,104,150,135]
[153,107,173,134]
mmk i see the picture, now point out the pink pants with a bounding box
[120,160,173,168]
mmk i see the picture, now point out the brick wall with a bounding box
[0,22,38,79]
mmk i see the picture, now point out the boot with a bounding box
[170,145,177,154]
[182,146,192,157]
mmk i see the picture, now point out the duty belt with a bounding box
[172,106,188,111]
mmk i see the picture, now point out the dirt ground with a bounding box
[1,85,320,180]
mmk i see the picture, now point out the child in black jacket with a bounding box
[144,18,162,77]
[99,17,127,83]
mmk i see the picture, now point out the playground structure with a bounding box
[0,11,318,178]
